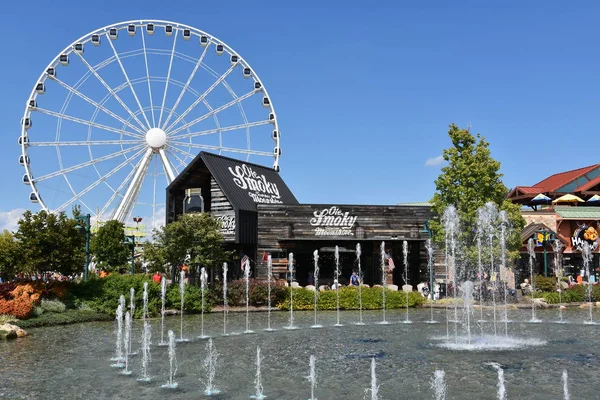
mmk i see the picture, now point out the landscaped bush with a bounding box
[16,310,113,328]
[165,283,211,313]
[276,286,426,311]
[538,284,600,304]
[533,275,559,292]
[32,306,45,317]
[40,299,66,313]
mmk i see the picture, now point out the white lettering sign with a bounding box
[228,164,282,204]
[310,206,358,236]
[215,214,236,236]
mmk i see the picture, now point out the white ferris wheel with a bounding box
[19,20,281,230]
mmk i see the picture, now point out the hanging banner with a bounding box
[571,224,599,252]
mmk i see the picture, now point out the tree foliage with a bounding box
[91,220,129,271]
[429,124,525,264]
[13,210,85,276]
[144,213,229,282]
[0,230,21,279]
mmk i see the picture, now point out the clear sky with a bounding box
[1,0,600,231]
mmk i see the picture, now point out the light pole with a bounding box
[75,214,91,282]
[535,229,555,277]
[124,235,136,275]
[420,220,434,300]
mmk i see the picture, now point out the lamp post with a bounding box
[75,214,91,282]
[420,220,434,300]
[535,229,555,277]
[124,235,136,275]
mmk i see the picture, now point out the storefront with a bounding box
[166,152,438,285]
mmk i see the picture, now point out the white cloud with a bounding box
[0,208,26,232]
[424,155,444,167]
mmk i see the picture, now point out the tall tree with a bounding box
[430,124,524,265]
[144,213,229,282]
[0,230,21,279]
[14,210,85,276]
[91,220,129,272]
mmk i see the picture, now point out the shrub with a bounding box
[16,310,112,329]
[32,306,45,317]
[0,282,17,300]
[40,299,66,313]
[533,275,558,292]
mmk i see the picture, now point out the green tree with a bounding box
[14,210,85,276]
[91,220,129,272]
[0,230,22,279]
[429,124,525,267]
[145,213,229,283]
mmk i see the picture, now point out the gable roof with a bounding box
[167,151,298,212]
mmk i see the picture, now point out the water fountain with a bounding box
[431,370,446,400]
[286,253,298,330]
[202,338,220,395]
[426,239,438,323]
[307,354,317,400]
[334,245,342,327]
[442,206,459,339]
[110,303,124,367]
[364,357,379,400]
[142,282,149,321]
[527,238,541,323]
[159,277,167,346]
[222,262,229,336]
[476,231,485,326]
[128,288,137,355]
[499,210,510,335]
[311,250,322,328]
[265,255,276,332]
[199,267,209,339]
[489,363,506,400]
[160,330,178,389]
[120,311,132,375]
[356,243,364,325]
[461,281,474,344]
[582,242,595,324]
[402,240,410,324]
[552,240,565,323]
[177,270,189,342]
[249,346,266,399]
[244,257,253,334]
[379,241,388,325]
[478,203,499,337]
[137,320,152,382]
[562,370,570,400]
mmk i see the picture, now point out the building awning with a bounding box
[554,206,600,219]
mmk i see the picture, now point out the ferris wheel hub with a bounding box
[145,127,167,149]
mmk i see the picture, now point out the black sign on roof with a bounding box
[167,151,298,212]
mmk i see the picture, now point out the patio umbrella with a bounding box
[587,194,600,203]
[532,193,551,202]
[552,194,585,203]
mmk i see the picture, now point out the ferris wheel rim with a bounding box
[20,19,282,217]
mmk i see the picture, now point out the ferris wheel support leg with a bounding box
[159,148,176,183]
[112,148,154,222]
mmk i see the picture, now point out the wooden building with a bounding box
[167,152,438,286]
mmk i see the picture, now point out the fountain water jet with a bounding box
[402,240,410,324]
[110,303,125,367]
[552,240,566,323]
[159,277,167,346]
[120,311,132,375]
[461,281,474,344]
[137,320,152,382]
[265,256,276,332]
[562,370,570,400]
[426,239,438,323]
[250,346,266,399]
[499,210,510,335]
[142,282,149,321]
[160,330,178,389]
[202,338,220,395]
[442,206,460,340]
[311,250,322,328]
[128,288,137,355]
[527,238,541,323]
[243,256,254,334]
[334,245,342,327]
[582,242,595,324]
[431,370,446,400]
[199,267,209,339]
[355,244,364,325]
[489,363,506,400]
[222,262,229,336]
[379,241,389,325]
[306,354,317,400]
[177,270,189,342]
[286,253,298,330]
[364,357,379,400]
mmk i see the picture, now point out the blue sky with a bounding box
[1,0,600,231]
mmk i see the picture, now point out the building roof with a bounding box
[554,205,600,219]
[395,202,432,207]
[167,151,298,212]
[521,222,556,243]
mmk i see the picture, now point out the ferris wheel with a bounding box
[19,20,281,229]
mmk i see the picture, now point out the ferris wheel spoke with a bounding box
[34,144,145,182]
[36,107,142,139]
[161,38,211,130]
[105,32,152,129]
[168,90,257,136]
[164,63,238,133]
[157,29,179,128]
[168,142,272,157]
[98,161,140,217]
[165,148,186,173]
[170,120,270,141]
[54,147,147,212]
[166,144,196,159]
[112,148,154,222]
[152,156,158,230]
[51,77,146,136]
[158,148,176,182]
[140,27,156,128]
[74,52,149,131]
[29,140,141,147]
